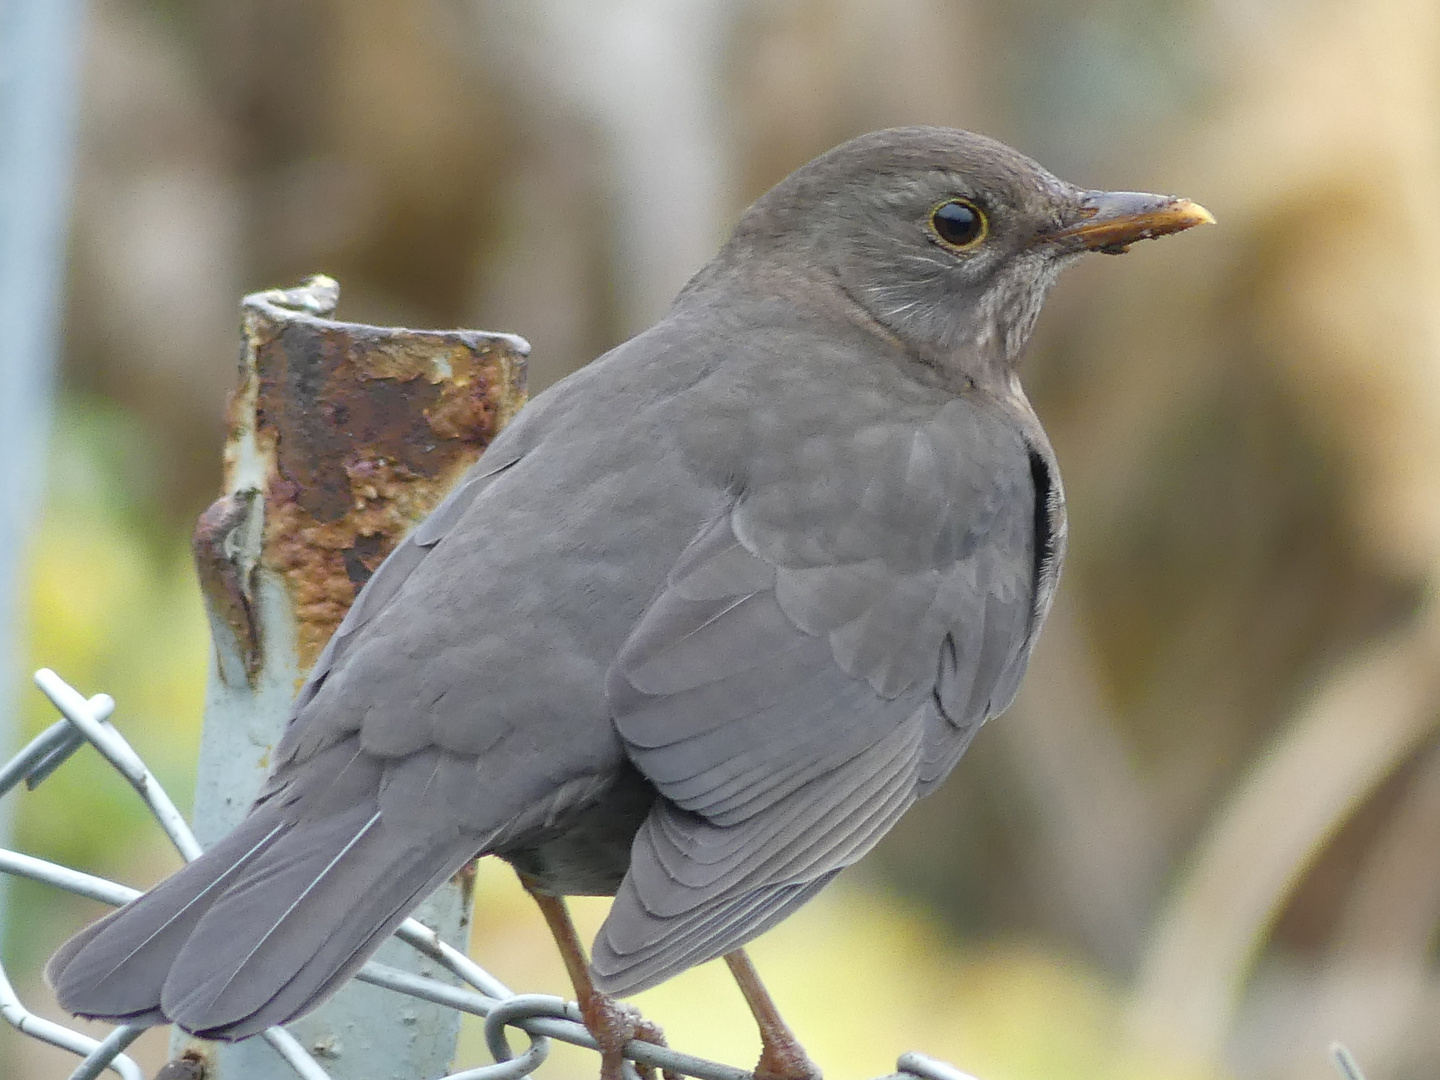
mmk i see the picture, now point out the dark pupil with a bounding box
[934,200,981,245]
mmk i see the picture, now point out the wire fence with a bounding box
[1,668,989,1080]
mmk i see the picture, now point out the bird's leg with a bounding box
[723,949,822,1080]
[520,878,673,1080]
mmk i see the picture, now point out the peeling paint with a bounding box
[192,491,264,684]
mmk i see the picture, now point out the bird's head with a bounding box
[719,126,1213,374]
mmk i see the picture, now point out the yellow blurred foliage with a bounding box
[15,403,209,887]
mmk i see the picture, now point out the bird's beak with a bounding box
[1045,190,1215,254]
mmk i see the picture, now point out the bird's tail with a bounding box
[47,796,475,1040]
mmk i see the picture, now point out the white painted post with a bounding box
[177,276,527,1079]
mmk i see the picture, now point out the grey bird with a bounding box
[47,127,1211,1079]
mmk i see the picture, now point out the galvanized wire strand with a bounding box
[893,1053,982,1080]
[0,848,141,906]
[68,1025,145,1080]
[23,722,90,791]
[479,994,569,1064]
[441,1040,552,1080]
[261,1027,341,1080]
[32,669,202,862]
[0,699,110,798]
[395,916,515,1000]
[1,670,971,1080]
[0,957,143,1080]
[0,672,322,1079]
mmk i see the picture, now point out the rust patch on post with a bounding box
[201,275,528,677]
[155,1048,210,1080]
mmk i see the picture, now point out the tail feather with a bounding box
[178,839,476,1039]
[46,809,292,1023]
[47,794,481,1040]
[161,807,475,1039]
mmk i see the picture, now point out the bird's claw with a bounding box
[579,992,678,1080]
[753,1036,823,1080]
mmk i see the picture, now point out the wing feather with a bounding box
[591,714,923,994]
[599,399,1050,994]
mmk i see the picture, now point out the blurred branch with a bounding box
[1264,742,1440,1080]
[1126,605,1440,1062]
[1334,740,1440,960]
[1003,590,1164,970]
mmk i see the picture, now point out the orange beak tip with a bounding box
[1051,192,1216,253]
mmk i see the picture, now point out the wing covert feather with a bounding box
[599,399,1049,990]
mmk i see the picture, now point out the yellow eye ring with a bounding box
[929,198,988,250]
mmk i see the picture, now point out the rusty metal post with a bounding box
[181,276,527,1079]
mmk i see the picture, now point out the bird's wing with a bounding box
[595,396,1044,993]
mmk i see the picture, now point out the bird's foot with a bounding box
[579,991,677,1080]
[753,1034,823,1080]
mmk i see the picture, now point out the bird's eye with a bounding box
[930,198,987,250]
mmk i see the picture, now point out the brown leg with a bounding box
[724,949,822,1080]
[520,877,672,1080]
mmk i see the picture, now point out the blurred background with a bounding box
[4,0,1440,1077]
